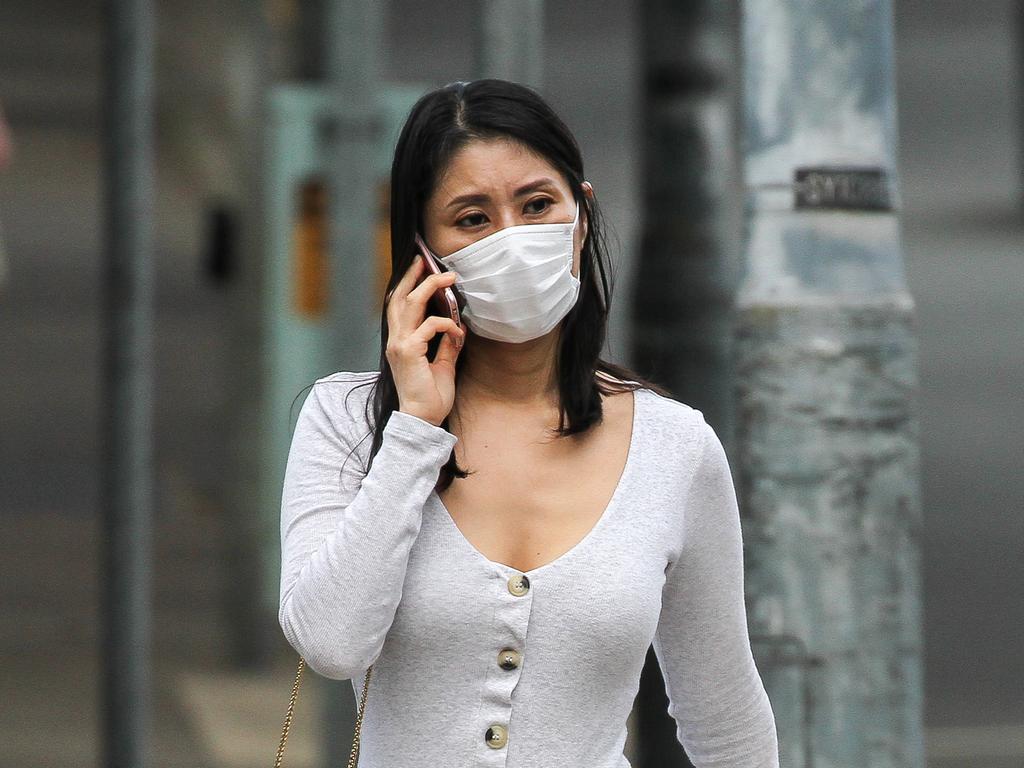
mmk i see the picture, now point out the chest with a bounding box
[436,391,635,574]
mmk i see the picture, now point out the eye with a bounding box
[524,197,553,215]
[455,211,488,228]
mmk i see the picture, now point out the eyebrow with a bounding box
[444,177,559,210]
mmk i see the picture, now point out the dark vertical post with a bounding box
[297,0,329,81]
[633,0,741,429]
[1019,0,1024,215]
[222,0,278,669]
[633,1,740,766]
[100,0,155,766]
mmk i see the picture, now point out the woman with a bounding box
[279,79,779,768]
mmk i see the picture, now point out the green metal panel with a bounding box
[259,82,429,618]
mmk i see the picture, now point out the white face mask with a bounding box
[421,202,582,343]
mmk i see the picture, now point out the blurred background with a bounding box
[0,1,1021,767]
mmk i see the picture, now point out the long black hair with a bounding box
[312,78,672,491]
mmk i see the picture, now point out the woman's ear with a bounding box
[580,181,594,244]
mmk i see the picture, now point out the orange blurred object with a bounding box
[292,178,328,318]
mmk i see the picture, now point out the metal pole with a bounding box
[100,0,155,766]
[320,2,384,765]
[476,0,544,90]
[738,1,925,766]
[1018,0,1024,217]
[323,0,382,370]
[222,0,279,669]
[633,0,740,446]
[633,3,740,765]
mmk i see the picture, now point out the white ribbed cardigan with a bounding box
[279,370,779,768]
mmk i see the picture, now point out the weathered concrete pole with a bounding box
[738,2,925,767]
[475,0,544,89]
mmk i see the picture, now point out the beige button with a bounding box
[497,648,522,671]
[507,573,530,596]
[485,723,508,749]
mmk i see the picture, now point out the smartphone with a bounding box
[415,234,463,330]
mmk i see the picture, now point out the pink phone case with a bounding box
[415,234,463,329]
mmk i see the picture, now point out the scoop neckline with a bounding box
[430,386,646,579]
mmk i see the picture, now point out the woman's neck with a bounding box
[455,331,561,409]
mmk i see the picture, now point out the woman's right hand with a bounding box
[385,255,466,427]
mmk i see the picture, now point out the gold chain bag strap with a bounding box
[273,656,374,768]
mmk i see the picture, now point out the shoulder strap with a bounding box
[273,656,374,768]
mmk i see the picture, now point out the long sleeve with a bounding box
[278,377,458,680]
[652,416,780,767]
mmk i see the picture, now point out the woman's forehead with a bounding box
[432,137,568,204]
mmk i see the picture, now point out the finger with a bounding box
[432,323,464,368]
[389,254,427,305]
[411,315,462,347]
[386,256,428,331]
[397,271,459,327]
[406,269,458,308]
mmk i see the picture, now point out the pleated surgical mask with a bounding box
[420,202,582,343]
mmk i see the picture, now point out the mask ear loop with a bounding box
[568,201,582,277]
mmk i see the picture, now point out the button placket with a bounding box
[479,571,533,760]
